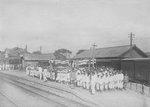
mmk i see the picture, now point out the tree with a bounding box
[76,49,86,55]
[32,51,41,54]
[54,49,72,60]
[56,49,72,54]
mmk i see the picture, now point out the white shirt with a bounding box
[38,67,42,73]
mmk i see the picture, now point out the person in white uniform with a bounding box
[119,72,124,89]
[85,74,90,90]
[100,74,105,91]
[95,74,100,91]
[26,66,30,75]
[43,68,48,81]
[109,73,113,90]
[91,73,96,94]
[38,66,43,80]
[76,70,81,87]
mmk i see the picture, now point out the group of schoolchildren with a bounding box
[0,64,21,70]
[56,69,71,84]
[26,65,127,94]
[76,67,125,94]
[26,65,57,82]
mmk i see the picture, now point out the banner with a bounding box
[74,59,96,66]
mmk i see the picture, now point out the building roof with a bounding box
[145,52,150,57]
[74,45,147,59]
[23,53,55,61]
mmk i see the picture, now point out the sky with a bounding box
[0,0,150,54]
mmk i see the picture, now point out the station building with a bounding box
[74,45,147,70]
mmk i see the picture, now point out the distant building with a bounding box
[74,45,147,69]
[22,53,55,68]
[0,53,5,65]
[0,47,29,70]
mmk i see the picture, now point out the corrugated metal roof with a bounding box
[23,53,55,61]
[74,45,136,59]
[122,58,150,61]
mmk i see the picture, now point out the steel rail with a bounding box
[0,90,18,107]
[0,73,91,107]
[0,72,97,106]
[0,77,68,107]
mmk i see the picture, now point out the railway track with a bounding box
[0,90,18,107]
[0,77,67,107]
[0,72,97,107]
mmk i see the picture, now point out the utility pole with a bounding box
[40,46,42,53]
[128,32,135,47]
[89,43,97,94]
[89,43,97,73]
[92,43,97,67]
[92,43,97,55]
[128,32,135,58]
[25,44,28,52]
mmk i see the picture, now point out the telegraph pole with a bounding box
[128,32,135,47]
[89,43,97,94]
[92,43,97,55]
[92,43,97,68]
[89,43,97,72]
[40,46,42,53]
[25,44,28,52]
[128,32,135,58]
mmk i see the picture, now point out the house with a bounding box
[0,47,29,70]
[74,45,147,69]
[22,53,55,68]
[0,53,5,65]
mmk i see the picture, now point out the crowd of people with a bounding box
[0,64,22,70]
[75,67,125,94]
[25,65,128,94]
[26,65,55,81]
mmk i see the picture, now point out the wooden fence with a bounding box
[126,82,150,96]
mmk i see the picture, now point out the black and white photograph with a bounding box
[0,0,150,107]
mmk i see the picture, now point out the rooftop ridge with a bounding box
[76,45,132,55]
[95,44,131,50]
